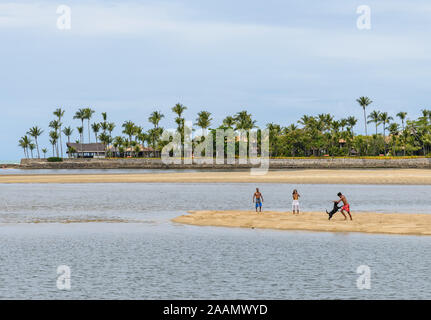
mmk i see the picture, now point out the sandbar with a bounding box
[172,210,431,236]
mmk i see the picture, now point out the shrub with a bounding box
[47,157,63,162]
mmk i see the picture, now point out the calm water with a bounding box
[0,183,430,299]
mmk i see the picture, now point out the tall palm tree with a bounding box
[172,103,187,119]
[379,112,393,155]
[396,112,408,155]
[73,109,86,143]
[388,123,400,156]
[356,96,373,135]
[396,112,407,131]
[91,123,101,143]
[149,111,164,129]
[49,120,61,157]
[83,108,95,143]
[27,126,43,158]
[53,108,65,157]
[148,111,165,149]
[77,126,84,157]
[367,110,381,135]
[172,103,187,157]
[195,111,212,136]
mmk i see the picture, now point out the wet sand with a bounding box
[0,169,430,184]
[172,210,431,236]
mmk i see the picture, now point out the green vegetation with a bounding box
[18,97,431,159]
[46,157,63,162]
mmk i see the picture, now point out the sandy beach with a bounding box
[172,210,431,236]
[0,169,431,184]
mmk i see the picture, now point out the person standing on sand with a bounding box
[292,189,300,214]
[253,188,264,213]
[334,192,352,221]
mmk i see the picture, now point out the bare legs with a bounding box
[340,210,353,221]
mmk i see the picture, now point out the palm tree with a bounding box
[49,131,59,157]
[149,111,164,129]
[388,123,400,156]
[379,112,393,154]
[83,108,95,143]
[27,126,43,158]
[172,103,187,157]
[29,143,36,158]
[73,109,86,143]
[41,148,48,158]
[77,126,84,157]
[113,136,124,157]
[49,120,61,157]
[222,116,235,128]
[346,116,358,136]
[396,112,407,131]
[356,96,373,135]
[18,136,31,158]
[235,110,256,130]
[195,111,212,136]
[122,121,137,155]
[396,112,408,155]
[62,126,73,143]
[172,103,187,119]
[53,108,65,157]
[367,110,381,135]
[317,113,333,132]
[91,123,101,143]
[340,118,348,132]
[148,111,165,149]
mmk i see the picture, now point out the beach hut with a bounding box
[66,142,106,158]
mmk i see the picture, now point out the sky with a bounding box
[1,0,430,161]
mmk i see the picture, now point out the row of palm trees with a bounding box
[18,98,431,158]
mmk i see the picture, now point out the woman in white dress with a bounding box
[292,189,300,214]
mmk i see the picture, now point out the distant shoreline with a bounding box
[17,157,431,170]
[172,210,431,236]
[1,169,430,184]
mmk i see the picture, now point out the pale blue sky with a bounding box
[1,0,430,160]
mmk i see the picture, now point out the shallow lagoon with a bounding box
[0,183,430,299]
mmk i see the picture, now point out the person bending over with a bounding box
[334,192,352,221]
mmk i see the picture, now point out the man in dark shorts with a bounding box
[253,188,264,213]
[334,192,352,221]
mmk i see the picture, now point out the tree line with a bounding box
[18,97,431,158]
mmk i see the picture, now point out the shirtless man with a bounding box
[334,192,352,221]
[253,188,264,213]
